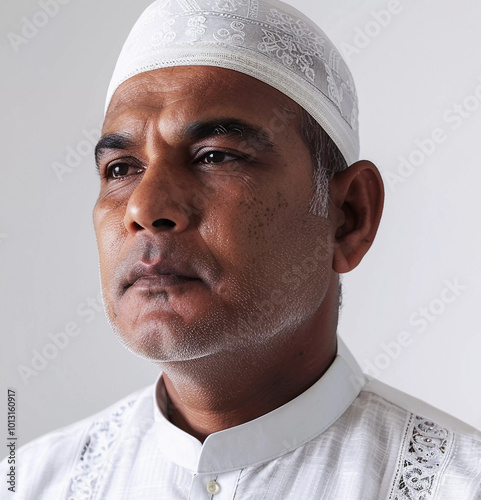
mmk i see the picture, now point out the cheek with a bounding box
[203,177,327,285]
[250,200,332,324]
[93,201,127,283]
[201,183,332,338]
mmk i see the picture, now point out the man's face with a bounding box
[94,66,335,362]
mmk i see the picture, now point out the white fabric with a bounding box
[105,0,360,165]
[2,340,481,499]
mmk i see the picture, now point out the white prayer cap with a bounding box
[105,0,359,165]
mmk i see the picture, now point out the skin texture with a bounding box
[94,66,384,441]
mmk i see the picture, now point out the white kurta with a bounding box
[2,341,481,499]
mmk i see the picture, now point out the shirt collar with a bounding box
[152,338,365,473]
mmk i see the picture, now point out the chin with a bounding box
[106,311,230,363]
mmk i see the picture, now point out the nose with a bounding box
[123,166,191,235]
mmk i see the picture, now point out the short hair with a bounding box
[299,108,348,313]
[299,108,348,217]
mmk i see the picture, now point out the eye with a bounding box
[106,162,143,179]
[198,150,240,165]
[202,151,231,163]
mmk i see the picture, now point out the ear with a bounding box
[328,160,384,274]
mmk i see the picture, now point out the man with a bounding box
[2,0,481,498]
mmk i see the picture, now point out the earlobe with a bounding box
[329,160,384,274]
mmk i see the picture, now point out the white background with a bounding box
[1,0,481,454]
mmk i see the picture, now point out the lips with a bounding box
[124,261,201,292]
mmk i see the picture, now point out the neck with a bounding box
[161,277,340,442]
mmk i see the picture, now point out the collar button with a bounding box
[206,479,221,495]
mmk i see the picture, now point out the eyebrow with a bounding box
[183,118,275,153]
[95,132,136,170]
[94,118,275,169]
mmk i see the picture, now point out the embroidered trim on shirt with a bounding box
[68,399,136,500]
[390,414,453,500]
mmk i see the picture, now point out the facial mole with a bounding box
[276,191,289,209]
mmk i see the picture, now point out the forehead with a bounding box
[103,66,301,135]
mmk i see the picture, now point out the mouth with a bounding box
[129,274,201,291]
[123,261,202,294]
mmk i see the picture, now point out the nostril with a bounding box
[152,218,176,228]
